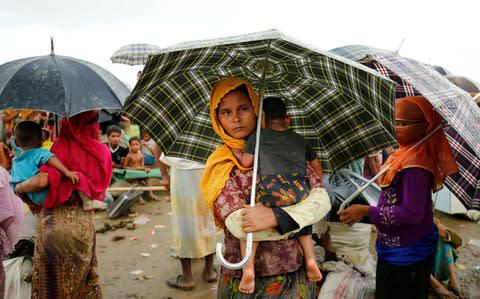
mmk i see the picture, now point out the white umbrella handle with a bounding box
[216,233,253,269]
[339,122,446,211]
[216,45,272,269]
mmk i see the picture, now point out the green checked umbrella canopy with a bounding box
[122,29,398,173]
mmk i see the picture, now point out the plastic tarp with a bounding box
[2,257,31,299]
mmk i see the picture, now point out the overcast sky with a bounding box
[1,0,478,90]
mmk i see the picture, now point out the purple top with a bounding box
[369,167,434,248]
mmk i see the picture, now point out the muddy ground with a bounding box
[95,188,480,299]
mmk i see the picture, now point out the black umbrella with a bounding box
[0,39,130,117]
[323,169,380,223]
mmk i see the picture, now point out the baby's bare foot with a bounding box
[305,258,322,282]
[238,268,255,294]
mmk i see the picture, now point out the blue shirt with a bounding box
[11,147,55,206]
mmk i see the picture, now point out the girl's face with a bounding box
[217,90,256,139]
[142,132,151,141]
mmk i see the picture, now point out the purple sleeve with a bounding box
[369,168,432,227]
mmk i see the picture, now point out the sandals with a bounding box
[430,287,457,298]
[203,268,218,282]
[166,275,194,291]
[448,283,470,299]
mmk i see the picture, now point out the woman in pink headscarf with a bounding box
[17,111,112,299]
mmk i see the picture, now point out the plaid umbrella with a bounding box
[366,55,480,210]
[330,45,452,77]
[110,43,161,65]
[330,45,396,62]
[122,29,398,173]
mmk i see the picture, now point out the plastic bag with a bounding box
[3,257,31,299]
[322,169,380,223]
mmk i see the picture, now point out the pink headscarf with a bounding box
[0,167,24,255]
[40,111,112,209]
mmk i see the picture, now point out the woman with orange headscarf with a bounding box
[201,78,331,298]
[338,96,458,299]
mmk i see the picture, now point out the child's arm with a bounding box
[231,148,254,168]
[140,153,150,172]
[47,156,79,184]
[141,141,155,155]
[309,158,323,181]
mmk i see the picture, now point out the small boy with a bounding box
[231,97,323,294]
[124,137,159,202]
[140,130,156,166]
[11,121,106,211]
[105,125,129,169]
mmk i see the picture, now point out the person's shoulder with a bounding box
[119,146,129,153]
[401,167,434,180]
[33,147,53,156]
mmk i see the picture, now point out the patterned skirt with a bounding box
[31,195,102,299]
[216,266,315,299]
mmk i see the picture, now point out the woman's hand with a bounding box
[337,204,370,226]
[241,204,278,232]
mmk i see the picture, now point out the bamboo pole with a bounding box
[106,186,167,192]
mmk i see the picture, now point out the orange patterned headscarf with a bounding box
[200,78,264,227]
[379,96,458,192]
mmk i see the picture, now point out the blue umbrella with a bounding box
[0,40,130,117]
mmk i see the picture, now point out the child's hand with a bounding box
[145,167,150,173]
[65,171,79,184]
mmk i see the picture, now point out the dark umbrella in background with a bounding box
[445,75,480,94]
[0,38,130,117]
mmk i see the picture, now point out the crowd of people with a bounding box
[0,77,472,299]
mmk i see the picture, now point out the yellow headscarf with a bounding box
[200,78,264,227]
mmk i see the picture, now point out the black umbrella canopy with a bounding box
[0,45,130,117]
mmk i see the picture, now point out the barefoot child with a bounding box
[11,121,105,211]
[124,137,159,201]
[231,97,324,293]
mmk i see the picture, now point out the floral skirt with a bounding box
[32,196,102,299]
[216,266,315,299]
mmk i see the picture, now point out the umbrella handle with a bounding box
[216,232,253,269]
[339,122,446,211]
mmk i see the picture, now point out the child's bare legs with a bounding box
[298,235,322,282]
[144,179,160,201]
[15,172,49,194]
[430,274,450,294]
[239,240,258,294]
[127,179,146,204]
[15,173,49,215]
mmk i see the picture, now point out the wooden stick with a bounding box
[106,186,167,192]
